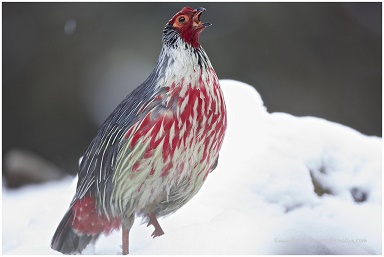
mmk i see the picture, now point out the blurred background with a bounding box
[2,2,382,187]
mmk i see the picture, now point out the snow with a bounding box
[2,79,381,254]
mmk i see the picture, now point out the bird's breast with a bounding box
[112,69,226,214]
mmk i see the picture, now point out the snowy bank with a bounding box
[3,79,381,254]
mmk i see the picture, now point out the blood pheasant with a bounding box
[51,6,227,255]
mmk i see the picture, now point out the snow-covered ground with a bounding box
[3,80,381,254]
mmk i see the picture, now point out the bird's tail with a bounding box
[51,209,99,254]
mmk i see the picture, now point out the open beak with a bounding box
[193,7,212,29]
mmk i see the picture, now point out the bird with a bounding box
[51,6,227,255]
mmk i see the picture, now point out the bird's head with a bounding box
[163,7,211,48]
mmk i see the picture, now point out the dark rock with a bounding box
[350,187,367,203]
[3,148,66,188]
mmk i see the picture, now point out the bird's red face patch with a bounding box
[168,7,210,48]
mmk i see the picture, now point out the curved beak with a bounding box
[193,7,212,28]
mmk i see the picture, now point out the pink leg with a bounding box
[147,213,165,238]
[122,228,129,255]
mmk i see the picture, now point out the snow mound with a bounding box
[3,79,381,254]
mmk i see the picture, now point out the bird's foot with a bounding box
[147,213,164,238]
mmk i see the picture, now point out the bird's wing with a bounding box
[74,78,165,201]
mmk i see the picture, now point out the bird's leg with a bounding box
[122,228,129,255]
[121,213,135,255]
[147,213,164,238]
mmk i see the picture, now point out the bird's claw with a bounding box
[151,228,165,238]
[147,213,165,238]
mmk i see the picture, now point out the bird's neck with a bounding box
[155,42,224,124]
[154,42,214,91]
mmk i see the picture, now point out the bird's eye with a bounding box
[173,15,188,28]
[178,16,185,23]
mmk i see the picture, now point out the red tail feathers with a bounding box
[51,195,120,254]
